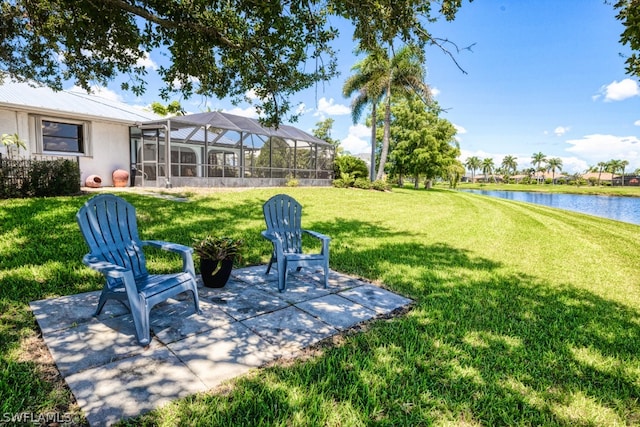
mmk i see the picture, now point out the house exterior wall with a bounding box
[79,122,130,187]
[0,108,131,187]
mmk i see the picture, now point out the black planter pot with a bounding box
[200,257,234,288]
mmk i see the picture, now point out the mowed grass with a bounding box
[1,187,639,426]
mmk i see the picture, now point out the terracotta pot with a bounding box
[200,258,234,288]
[112,169,129,187]
[85,175,102,188]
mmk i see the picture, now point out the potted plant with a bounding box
[193,235,244,288]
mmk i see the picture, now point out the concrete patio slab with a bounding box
[241,305,338,352]
[167,321,279,389]
[29,266,413,426]
[339,284,414,314]
[30,291,130,335]
[296,294,379,331]
[65,346,207,427]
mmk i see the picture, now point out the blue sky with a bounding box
[81,0,640,174]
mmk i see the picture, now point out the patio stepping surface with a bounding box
[29,266,413,427]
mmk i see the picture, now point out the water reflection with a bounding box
[460,189,640,225]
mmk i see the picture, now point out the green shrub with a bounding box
[353,178,372,189]
[0,158,80,198]
[334,155,368,179]
[372,179,391,191]
[332,178,349,188]
[285,178,299,187]
[520,177,532,184]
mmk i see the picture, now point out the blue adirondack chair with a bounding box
[261,194,330,292]
[76,194,200,345]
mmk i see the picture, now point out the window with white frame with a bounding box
[35,116,91,155]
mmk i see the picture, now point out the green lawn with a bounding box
[1,187,639,426]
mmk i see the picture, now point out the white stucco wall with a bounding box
[79,121,130,187]
[0,110,29,159]
[0,108,132,187]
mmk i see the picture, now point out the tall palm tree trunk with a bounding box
[369,103,377,181]
[376,82,392,180]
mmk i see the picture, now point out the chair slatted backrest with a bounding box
[77,194,149,284]
[263,194,303,254]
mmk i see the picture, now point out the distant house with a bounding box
[0,81,334,188]
[581,172,613,184]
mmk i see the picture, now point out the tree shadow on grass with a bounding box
[135,241,640,426]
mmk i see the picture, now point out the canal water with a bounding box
[461,189,640,225]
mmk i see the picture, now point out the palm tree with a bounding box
[597,161,607,186]
[481,158,495,183]
[531,152,547,184]
[343,49,387,181]
[606,159,623,186]
[343,44,430,181]
[465,156,481,183]
[546,157,563,184]
[501,155,518,181]
[621,160,629,186]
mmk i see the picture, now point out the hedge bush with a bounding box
[0,158,81,198]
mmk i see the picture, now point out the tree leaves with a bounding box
[0,0,469,127]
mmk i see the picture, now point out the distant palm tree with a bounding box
[606,159,623,186]
[501,155,518,181]
[531,152,547,184]
[465,156,481,183]
[481,158,495,183]
[621,160,629,186]
[546,157,563,184]
[597,161,607,186]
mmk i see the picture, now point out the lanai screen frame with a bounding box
[134,111,334,187]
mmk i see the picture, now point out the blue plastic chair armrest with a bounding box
[142,240,196,278]
[143,240,193,254]
[261,230,284,250]
[302,229,331,243]
[82,254,129,279]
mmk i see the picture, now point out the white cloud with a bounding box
[245,89,259,101]
[295,103,307,115]
[68,85,122,102]
[634,119,640,126]
[454,124,467,134]
[314,97,351,117]
[430,87,441,97]
[340,123,371,154]
[559,156,589,174]
[136,52,158,70]
[223,105,258,118]
[554,126,570,136]
[600,78,640,102]
[565,134,640,169]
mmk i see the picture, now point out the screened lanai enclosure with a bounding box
[129,112,335,188]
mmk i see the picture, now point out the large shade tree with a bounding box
[0,0,470,127]
[387,97,459,189]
